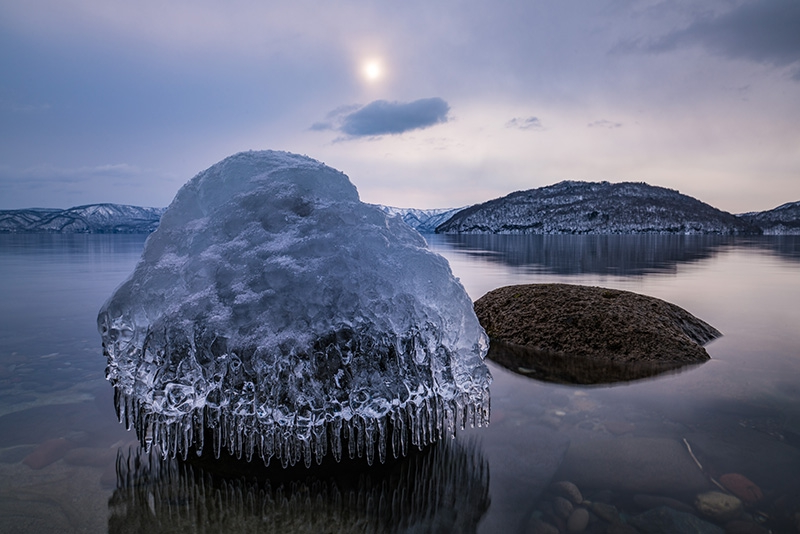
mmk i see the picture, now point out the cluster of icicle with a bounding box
[101,309,491,468]
[113,385,490,468]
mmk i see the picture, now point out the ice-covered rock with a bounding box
[98,150,491,467]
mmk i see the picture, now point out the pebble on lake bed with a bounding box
[550,480,583,504]
[552,496,574,519]
[22,437,76,470]
[694,490,743,522]
[527,517,559,534]
[718,473,763,504]
[566,507,589,532]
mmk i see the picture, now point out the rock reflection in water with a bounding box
[487,340,704,386]
[109,437,489,533]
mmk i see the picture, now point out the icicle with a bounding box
[364,418,375,466]
[399,405,409,457]
[345,419,356,460]
[312,423,326,465]
[455,394,467,431]
[291,432,301,466]
[193,409,204,456]
[479,391,491,428]
[422,396,432,445]
[124,395,132,431]
[114,388,123,424]
[181,420,190,460]
[170,421,180,459]
[213,424,222,459]
[391,410,402,459]
[302,438,312,468]
[244,429,255,463]
[330,418,342,463]
[376,417,387,464]
[262,425,274,463]
[466,398,476,428]
[279,434,290,469]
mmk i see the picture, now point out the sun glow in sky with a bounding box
[0,0,799,212]
[362,60,382,82]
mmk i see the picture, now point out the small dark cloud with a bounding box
[638,0,800,71]
[588,120,622,129]
[309,104,363,132]
[506,116,543,130]
[314,98,450,138]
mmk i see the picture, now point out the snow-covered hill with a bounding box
[376,205,464,233]
[436,181,762,235]
[739,201,800,235]
[1,186,796,236]
[0,204,166,233]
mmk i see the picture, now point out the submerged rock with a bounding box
[550,480,583,504]
[566,507,589,533]
[718,473,763,504]
[628,505,724,534]
[553,437,713,494]
[475,283,721,384]
[97,150,491,467]
[694,491,743,522]
[22,437,76,469]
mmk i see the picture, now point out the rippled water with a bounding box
[1,234,799,533]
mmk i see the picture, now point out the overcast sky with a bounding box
[1,0,799,213]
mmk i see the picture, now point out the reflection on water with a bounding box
[110,438,489,533]
[736,235,800,264]
[433,234,732,275]
[487,339,705,386]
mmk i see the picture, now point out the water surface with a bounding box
[1,234,799,532]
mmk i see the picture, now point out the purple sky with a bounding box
[1,0,799,213]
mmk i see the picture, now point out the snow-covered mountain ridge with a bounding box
[738,201,800,235]
[1,182,797,235]
[375,205,466,233]
[436,181,765,235]
[0,204,165,233]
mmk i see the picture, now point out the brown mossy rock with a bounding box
[475,284,721,384]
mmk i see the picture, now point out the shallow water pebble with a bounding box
[694,491,743,522]
[566,507,589,533]
[550,480,583,504]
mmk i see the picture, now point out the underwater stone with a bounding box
[97,150,491,467]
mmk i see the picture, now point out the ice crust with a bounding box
[98,150,491,467]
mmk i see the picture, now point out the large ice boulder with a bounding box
[98,150,491,467]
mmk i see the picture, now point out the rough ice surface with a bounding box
[98,150,491,467]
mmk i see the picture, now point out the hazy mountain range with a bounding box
[0,204,165,234]
[1,181,798,235]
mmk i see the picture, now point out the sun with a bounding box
[362,60,382,82]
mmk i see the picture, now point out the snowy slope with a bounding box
[739,200,800,235]
[0,204,166,233]
[436,181,762,235]
[2,186,796,236]
[376,205,464,233]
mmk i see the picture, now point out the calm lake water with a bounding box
[1,233,799,533]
